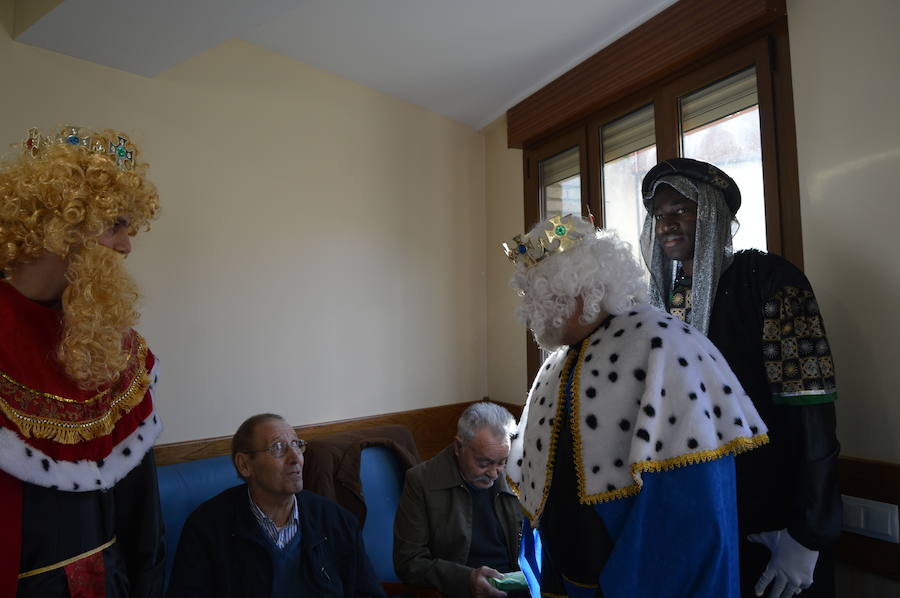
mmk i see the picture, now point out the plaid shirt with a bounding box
[248,489,300,549]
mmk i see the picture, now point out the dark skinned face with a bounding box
[651,185,697,274]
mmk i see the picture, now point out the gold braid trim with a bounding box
[0,371,109,404]
[577,433,771,505]
[562,573,599,589]
[513,344,770,518]
[568,337,590,512]
[506,478,539,527]
[519,348,582,526]
[0,341,150,444]
[19,536,116,579]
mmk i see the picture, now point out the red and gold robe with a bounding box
[0,281,164,597]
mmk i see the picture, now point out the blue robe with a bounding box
[508,306,766,598]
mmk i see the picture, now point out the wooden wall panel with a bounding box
[154,401,524,466]
[154,404,897,582]
[506,0,784,149]
[836,456,900,581]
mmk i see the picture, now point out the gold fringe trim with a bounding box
[505,476,524,509]
[0,341,150,444]
[0,334,147,405]
[519,345,584,526]
[569,337,589,512]
[511,334,770,518]
[577,433,771,505]
[19,536,116,579]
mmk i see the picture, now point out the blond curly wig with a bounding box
[0,129,159,389]
[0,129,158,267]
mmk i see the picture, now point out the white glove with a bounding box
[748,529,819,598]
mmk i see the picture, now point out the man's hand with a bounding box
[469,566,508,598]
[748,529,819,598]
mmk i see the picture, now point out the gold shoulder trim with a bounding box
[578,433,770,505]
[0,338,150,444]
[0,370,107,405]
[521,342,587,525]
[514,335,769,518]
[569,337,589,508]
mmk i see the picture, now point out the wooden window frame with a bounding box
[521,127,588,376]
[513,0,802,386]
[522,127,588,232]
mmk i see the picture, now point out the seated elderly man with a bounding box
[503,216,769,598]
[393,402,525,598]
[166,413,386,598]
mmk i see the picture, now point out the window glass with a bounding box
[539,146,581,219]
[601,104,656,264]
[680,68,766,251]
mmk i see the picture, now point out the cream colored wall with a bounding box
[11,0,60,37]
[788,0,900,463]
[482,116,527,407]
[0,8,487,443]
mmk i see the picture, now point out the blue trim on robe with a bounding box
[520,458,739,598]
[520,524,542,597]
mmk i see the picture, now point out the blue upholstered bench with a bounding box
[156,454,242,586]
[156,445,440,597]
[359,445,405,583]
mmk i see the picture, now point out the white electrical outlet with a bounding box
[841,495,899,543]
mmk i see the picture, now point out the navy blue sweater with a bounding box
[166,485,386,598]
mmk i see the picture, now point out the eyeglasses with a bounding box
[243,439,307,458]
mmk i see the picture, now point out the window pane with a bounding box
[681,69,766,252]
[681,67,758,131]
[601,104,656,266]
[603,104,656,163]
[539,146,581,219]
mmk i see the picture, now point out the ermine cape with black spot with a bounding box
[507,303,767,525]
[0,281,161,492]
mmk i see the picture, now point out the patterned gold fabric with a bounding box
[762,287,836,405]
[671,276,837,407]
[0,334,150,444]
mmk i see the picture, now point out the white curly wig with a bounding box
[510,217,648,350]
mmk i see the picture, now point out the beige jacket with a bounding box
[393,445,523,598]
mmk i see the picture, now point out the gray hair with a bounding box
[457,401,516,444]
[510,219,647,351]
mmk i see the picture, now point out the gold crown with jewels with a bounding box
[22,126,137,171]
[502,214,591,268]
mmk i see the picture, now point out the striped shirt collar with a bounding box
[248,488,300,549]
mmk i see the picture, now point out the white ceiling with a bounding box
[16,0,677,129]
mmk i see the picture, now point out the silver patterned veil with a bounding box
[639,174,735,336]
